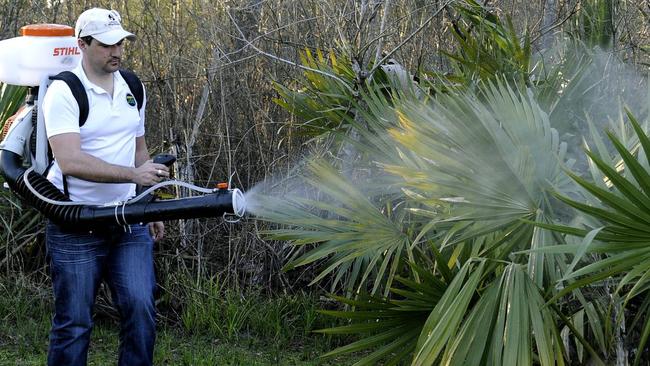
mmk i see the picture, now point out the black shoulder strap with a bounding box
[119,69,144,112]
[50,71,89,127]
[49,71,88,198]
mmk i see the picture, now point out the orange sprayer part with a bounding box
[20,24,75,37]
[216,182,229,189]
[1,106,26,141]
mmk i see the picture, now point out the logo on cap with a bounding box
[126,93,136,107]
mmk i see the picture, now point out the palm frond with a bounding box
[251,159,409,295]
[0,82,27,126]
[315,261,448,365]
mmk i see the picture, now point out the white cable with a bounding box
[121,203,128,227]
[127,180,215,204]
[223,212,241,223]
[22,167,218,207]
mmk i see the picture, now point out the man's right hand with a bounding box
[50,133,168,185]
[131,160,169,186]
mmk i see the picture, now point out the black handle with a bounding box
[153,154,176,167]
[136,154,177,199]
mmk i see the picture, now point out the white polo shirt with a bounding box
[42,64,146,204]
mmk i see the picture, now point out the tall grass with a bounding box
[175,273,343,349]
[0,273,352,365]
[0,275,51,356]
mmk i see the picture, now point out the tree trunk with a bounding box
[541,0,557,50]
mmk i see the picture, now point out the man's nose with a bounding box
[110,45,122,56]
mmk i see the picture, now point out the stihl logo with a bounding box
[53,47,80,56]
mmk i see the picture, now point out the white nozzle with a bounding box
[231,188,246,217]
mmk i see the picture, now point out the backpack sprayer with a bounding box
[0,24,246,227]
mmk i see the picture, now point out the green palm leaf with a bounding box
[386,80,572,225]
[413,263,564,366]
[251,159,409,295]
[315,262,445,365]
[533,110,650,362]
[0,82,27,126]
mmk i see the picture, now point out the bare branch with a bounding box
[227,8,356,94]
[368,0,453,78]
[374,0,392,66]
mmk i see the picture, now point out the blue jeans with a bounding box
[46,222,156,366]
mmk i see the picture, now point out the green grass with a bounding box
[0,322,343,366]
[0,323,345,365]
[0,275,356,365]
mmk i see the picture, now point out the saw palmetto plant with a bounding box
[435,0,532,87]
[258,75,590,364]
[258,0,650,364]
[534,110,650,366]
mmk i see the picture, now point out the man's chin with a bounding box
[104,63,120,73]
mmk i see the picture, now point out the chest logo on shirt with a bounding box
[126,93,137,107]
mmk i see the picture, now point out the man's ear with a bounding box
[77,38,86,51]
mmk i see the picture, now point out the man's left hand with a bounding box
[149,221,164,241]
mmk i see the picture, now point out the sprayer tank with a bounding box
[0,24,81,87]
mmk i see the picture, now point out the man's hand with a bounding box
[148,221,164,241]
[131,160,169,186]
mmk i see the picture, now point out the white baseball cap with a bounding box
[75,8,135,45]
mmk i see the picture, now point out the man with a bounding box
[42,8,168,366]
